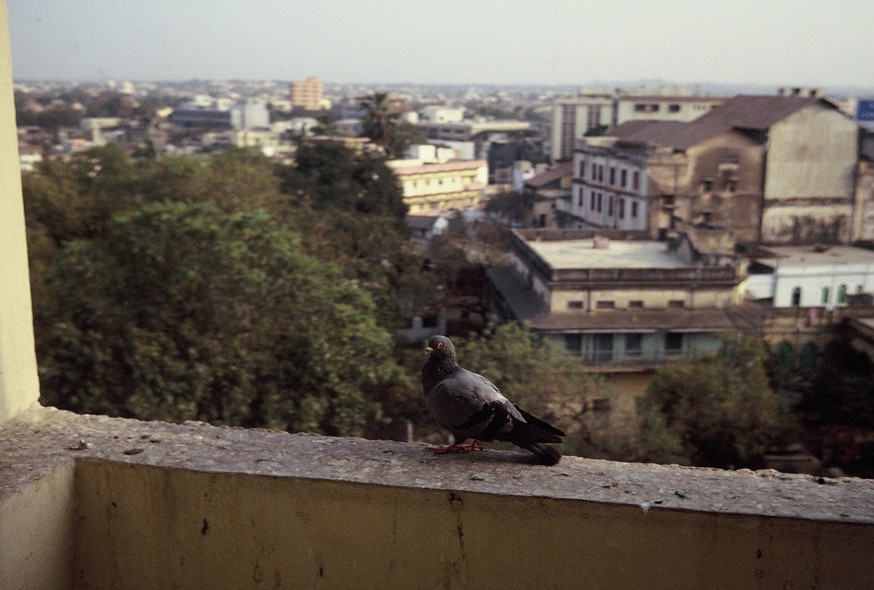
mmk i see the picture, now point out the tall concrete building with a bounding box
[289,77,323,111]
[551,86,725,162]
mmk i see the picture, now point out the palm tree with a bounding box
[360,92,399,152]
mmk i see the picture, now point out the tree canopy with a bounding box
[635,335,784,468]
[25,145,425,436]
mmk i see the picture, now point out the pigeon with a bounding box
[422,335,565,465]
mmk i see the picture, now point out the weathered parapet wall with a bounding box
[2,407,873,590]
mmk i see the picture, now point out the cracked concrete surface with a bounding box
[2,404,872,524]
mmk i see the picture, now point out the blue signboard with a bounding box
[857,99,874,122]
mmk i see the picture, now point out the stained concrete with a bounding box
[2,404,872,524]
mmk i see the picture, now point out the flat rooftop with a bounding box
[755,245,874,267]
[525,238,691,270]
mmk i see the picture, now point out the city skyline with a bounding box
[8,0,874,88]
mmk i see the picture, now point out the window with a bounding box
[597,193,602,213]
[596,300,615,309]
[567,300,584,310]
[625,333,643,356]
[628,300,643,309]
[590,192,596,211]
[668,300,685,308]
[594,334,613,363]
[591,162,597,180]
[668,104,681,113]
[618,198,625,219]
[821,287,830,305]
[664,332,683,354]
[578,159,585,178]
[620,169,627,188]
[631,201,639,218]
[776,341,795,373]
[632,170,640,192]
[791,286,802,306]
[837,284,847,304]
[799,342,817,373]
[607,196,613,217]
[609,167,616,185]
[564,333,582,355]
[702,179,713,191]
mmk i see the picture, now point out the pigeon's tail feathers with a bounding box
[523,443,562,466]
[503,409,564,445]
[515,405,566,437]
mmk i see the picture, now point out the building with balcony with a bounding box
[387,158,488,213]
[489,228,760,370]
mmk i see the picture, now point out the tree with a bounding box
[360,92,399,151]
[34,202,406,436]
[637,334,783,468]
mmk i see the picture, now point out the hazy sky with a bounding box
[8,0,874,86]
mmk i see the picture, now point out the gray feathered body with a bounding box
[422,337,564,465]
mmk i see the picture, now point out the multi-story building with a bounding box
[550,86,725,161]
[573,94,864,245]
[488,227,764,415]
[289,77,323,111]
[386,158,488,213]
[569,137,651,231]
[416,120,530,143]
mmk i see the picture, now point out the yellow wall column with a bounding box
[0,1,40,423]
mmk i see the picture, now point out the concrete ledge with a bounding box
[2,406,874,589]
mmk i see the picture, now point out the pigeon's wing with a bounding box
[425,368,521,441]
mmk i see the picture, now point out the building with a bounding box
[577,94,862,245]
[387,158,488,213]
[416,120,530,143]
[170,97,269,130]
[550,86,725,161]
[569,137,651,232]
[488,227,764,417]
[289,76,324,111]
[522,162,573,228]
[421,106,465,123]
[746,245,874,309]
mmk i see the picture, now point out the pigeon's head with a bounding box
[425,335,456,359]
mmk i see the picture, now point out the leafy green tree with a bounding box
[35,202,404,436]
[637,334,782,468]
[796,339,874,428]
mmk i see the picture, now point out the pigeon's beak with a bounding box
[424,346,433,356]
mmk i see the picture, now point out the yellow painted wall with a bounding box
[73,460,874,590]
[0,1,40,423]
[0,460,76,590]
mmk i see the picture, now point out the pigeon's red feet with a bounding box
[432,441,485,454]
